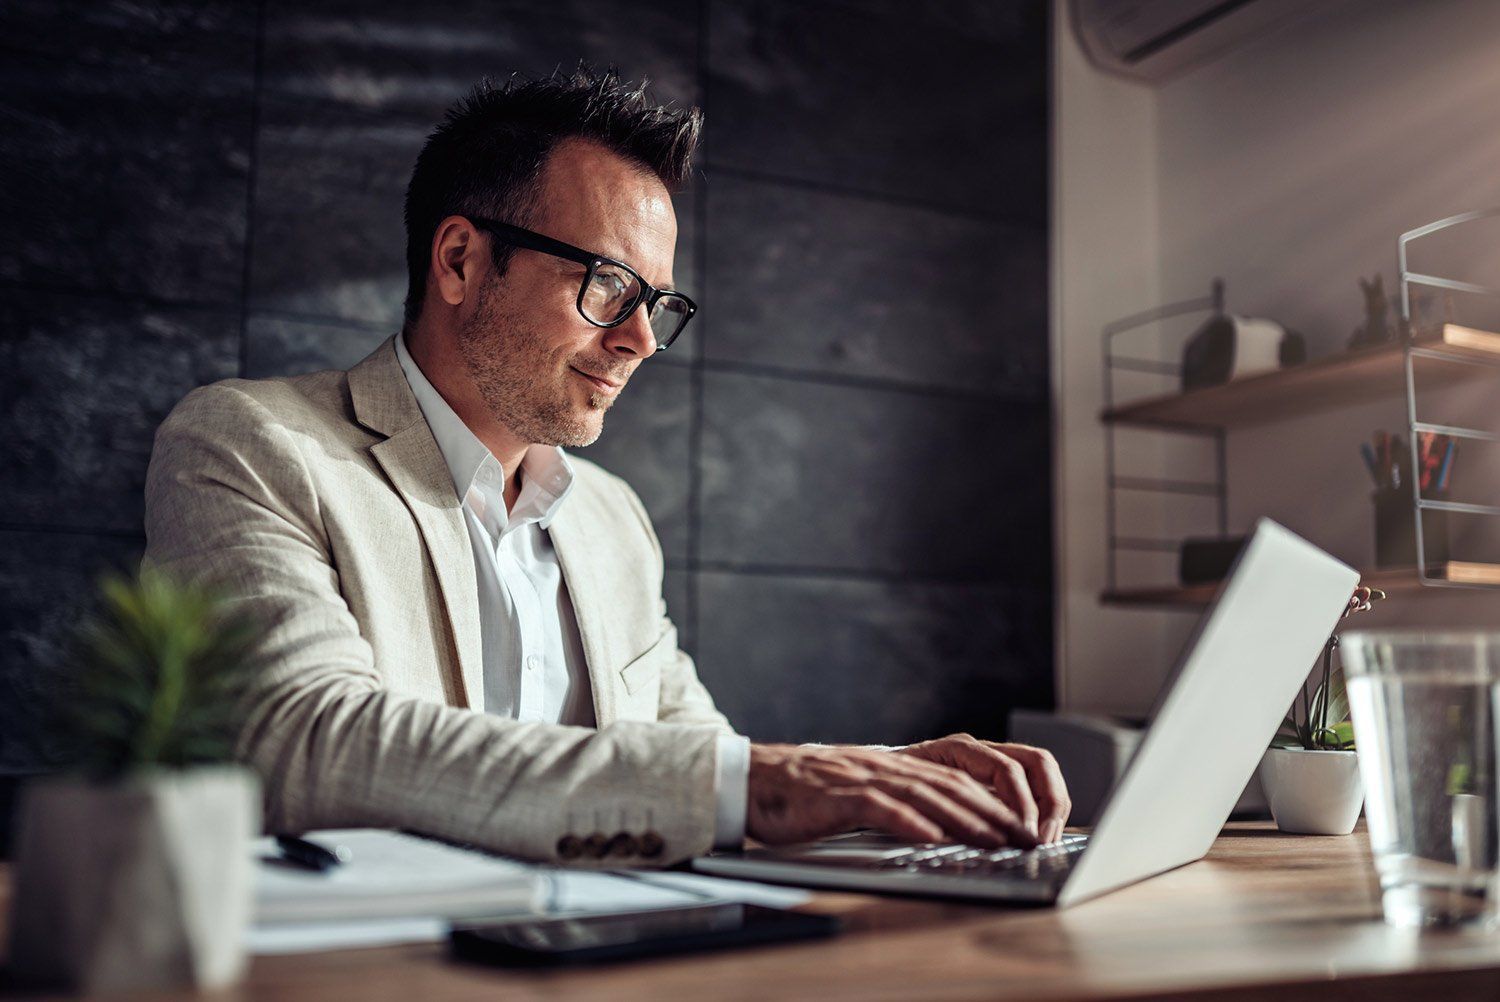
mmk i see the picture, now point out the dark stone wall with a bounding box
[0,1,1051,785]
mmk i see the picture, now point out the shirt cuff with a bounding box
[711,733,750,850]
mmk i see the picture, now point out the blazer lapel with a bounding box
[547,502,619,726]
[349,339,484,711]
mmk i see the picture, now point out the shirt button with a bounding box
[526,656,540,673]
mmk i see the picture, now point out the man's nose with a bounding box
[602,306,656,358]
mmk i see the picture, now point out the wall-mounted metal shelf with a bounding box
[1398,209,1500,590]
[1100,280,1228,601]
[1102,323,1500,431]
[1100,208,1500,607]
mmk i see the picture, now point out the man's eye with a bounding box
[592,271,629,297]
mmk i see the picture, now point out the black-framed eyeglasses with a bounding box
[466,216,696,351]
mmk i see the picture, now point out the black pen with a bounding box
[275,834,351,873]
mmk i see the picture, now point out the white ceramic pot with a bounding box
[6,764,260,993]
[1258,747,1363,835]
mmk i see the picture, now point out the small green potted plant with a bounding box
[7,568,264,992]
[1257,588,1379,835]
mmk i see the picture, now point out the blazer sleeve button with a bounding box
[584,832,610,858]
[606,833,638,857]
[556,834,584,860]
[639,830,665,859]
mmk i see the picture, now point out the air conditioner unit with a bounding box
[1070,0,1313,82]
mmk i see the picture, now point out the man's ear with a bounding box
[431,216,478,308]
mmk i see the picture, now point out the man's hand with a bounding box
[898,733,1071,844]
[746,743,1044,849]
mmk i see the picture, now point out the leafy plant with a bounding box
[1273,586,1387,752]
[61,568,263,780]
[1274,637,1355,751]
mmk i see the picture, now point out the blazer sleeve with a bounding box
[143,383,723,866]
[612,475,740,734]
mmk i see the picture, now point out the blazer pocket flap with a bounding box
[618,632,673,696]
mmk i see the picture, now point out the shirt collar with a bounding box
[393,331,574,530]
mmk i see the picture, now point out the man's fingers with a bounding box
[894,738,1048,842]
[991,743,1071,843]
[957,744,1040,837]
[869,776,1007,848]
[744,742,1063,849]
[841,788,944,844]
[874,755,1038,848]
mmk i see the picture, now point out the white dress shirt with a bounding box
[394,333,747,847]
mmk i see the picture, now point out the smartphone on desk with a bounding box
[450,903,840,967]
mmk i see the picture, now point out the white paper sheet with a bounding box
[254,829,542,923]
[602,870,812,911]
[247,917,448,955]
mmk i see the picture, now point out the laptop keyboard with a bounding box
[874,834,1089,879]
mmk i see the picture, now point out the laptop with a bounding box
[693,519,1358,907]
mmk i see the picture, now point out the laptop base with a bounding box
[693,832,1087,904]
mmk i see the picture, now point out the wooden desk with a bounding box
[4,822,1500,1000]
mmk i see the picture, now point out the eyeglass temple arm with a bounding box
[471,218,599,268]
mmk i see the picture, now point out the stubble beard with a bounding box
[457,278,615,448]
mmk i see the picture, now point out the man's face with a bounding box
[456,138,678,448]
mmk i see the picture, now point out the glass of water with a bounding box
[1340,631,1500,929]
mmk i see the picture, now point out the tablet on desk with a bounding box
[450,903,840,967]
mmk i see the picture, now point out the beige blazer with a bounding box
[143,337,736,866]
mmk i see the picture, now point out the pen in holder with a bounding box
[1373,489,1448,569]
[1364,430,1455,569]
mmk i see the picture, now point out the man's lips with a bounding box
[571,367,623,392]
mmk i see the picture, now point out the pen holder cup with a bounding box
[1373,490,1449,569]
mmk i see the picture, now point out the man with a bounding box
[144,70,1069,866]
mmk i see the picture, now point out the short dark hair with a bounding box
[401,67,702,326]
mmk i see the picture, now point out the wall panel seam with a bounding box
[236,0,269,379]
[703,161,1047,228]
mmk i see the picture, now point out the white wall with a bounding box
[1053,0,1500,715]
[1051,8,1175,715]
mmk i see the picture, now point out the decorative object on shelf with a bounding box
[1178,536,1247,585]
[1181,313,1304,392]
[7,569,264,994]
[1348,273,1409,349]
[1362,429,1456,569]
[1279,328,1307,367]
[1416,430,1458,496]
[1258,587,1384,835]
[1374,489,1450,568]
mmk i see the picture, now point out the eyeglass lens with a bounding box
[580,263,638,325]
[581,263,690,347]
[647,296,691,347]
